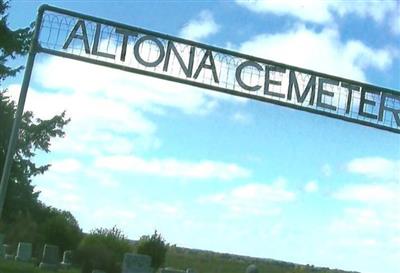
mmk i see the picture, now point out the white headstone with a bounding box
[61,250,72,268]
[0,234,4,258]
[39,244,59,270]
[161,268,186,273]
[246,264,258,273]
[122,253,152,273]
[15,242,32,262]
[3,244,13,260]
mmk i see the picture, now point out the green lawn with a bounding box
[164,247,343,273]
[0,249,355,273]
[0,259,80,273]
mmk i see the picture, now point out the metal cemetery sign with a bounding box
[36,5,400,133]
[1,5,400,219]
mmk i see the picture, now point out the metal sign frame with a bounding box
[1,5,399,218]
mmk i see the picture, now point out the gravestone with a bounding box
[39,244,59,270]
[15,242,32,262]
[161,268,186,273]
[3,244,14,260]
[60,250,72,269]
[0,233,4,258]
[246,264,258,273]
[121,253,152,273]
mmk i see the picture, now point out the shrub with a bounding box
[39,208,83,256]
[137,230,168,270]
[1,207,82,261]
[77,226,132,273]
[1,212,38,247]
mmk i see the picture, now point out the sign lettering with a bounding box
[36,6,400,133]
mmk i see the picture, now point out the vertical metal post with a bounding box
[0,52,36,219]
[0,6,44,219]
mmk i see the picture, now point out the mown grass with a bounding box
[0,259,80,273]
[164,247,344,273]
[0,248,354,273]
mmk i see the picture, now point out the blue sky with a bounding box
[4,1,400,273]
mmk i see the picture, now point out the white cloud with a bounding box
[93,208,136,221]
[141,202,183,218]
[199,178,295,216]
[327,203,400,267]
[180,10,220,41]
[6,53,254,226]
[329,0,397,23]
[232,112,252,124]
[391,10,400,35]
[63,193,81,203]
[36,185,83,213]
[32,57,233,117]
[329,156,400,262]
[90,207,137,230]
[347,157,400,180]
[85,170,121,188]
[333,183,400,204]
[95,155,250,181]
[50,158,82,173]
[7,54,245,158]
[57,182,77,191]
[236,0,397,24]
[329,208,382,232]
[238,24,392,82]
[236,0,332,24]
[7,84,160,160]
[304,181,318,193]
[393,237,400,245]
[327,182,400,272]
[8,84,156,135]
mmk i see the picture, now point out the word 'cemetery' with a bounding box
[38,6,400,133]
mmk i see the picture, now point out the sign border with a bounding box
[36,4,400,134]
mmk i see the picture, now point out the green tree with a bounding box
[0,2,84,265]
[0,90,70,223]
[0,0,70,224]
[77,226,132,273]
[0,203,83,261]
[39,207,83,254]
[0,0,32,81]
[137,230,169,270]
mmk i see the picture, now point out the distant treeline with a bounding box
[162,245,360,273]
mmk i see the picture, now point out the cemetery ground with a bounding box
[0,259,78,273]
[0,243,356,273]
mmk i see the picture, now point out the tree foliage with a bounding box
[0,0,70,223]
[0,0,32,81]
[1,204,82,260]
[0,0,81,257]
[0,91,70,223]
[38,207,83,254]
[137,230,169,270]
[77,226,132,273]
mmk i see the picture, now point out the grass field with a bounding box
[164,247,351,273]
[0,247,357,273]
[0,259,79,273]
